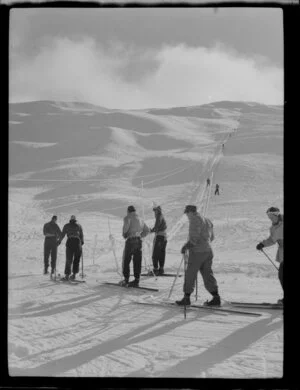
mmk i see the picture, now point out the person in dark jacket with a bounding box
[214,184,220,195]
[59,215,84,281]
[120,205,150,287]
[43,215,62,276]
[147,206,167,276]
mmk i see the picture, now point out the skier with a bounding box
[214,184,220,195]
[43,215,62,276]
[120,205,150,287]
[176,205,221,307]
[256,207,284,304]
[206,178,210,187]
[147,205,167,276]
[58,215,84,281]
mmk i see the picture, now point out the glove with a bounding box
[56,240,61,246]
[256,242,264,251]
[150,228,155,233]
[81,241,84,246]
[181,245,188,254]
[123,233,128,239]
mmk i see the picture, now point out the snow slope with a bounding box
[8,100,283,377]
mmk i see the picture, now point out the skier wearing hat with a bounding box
[147,206,167,276]
[59,215,84,281]
[256,207,284,304]
[176,205,221,307]
[43,215,62,276]
[120,205,150,287]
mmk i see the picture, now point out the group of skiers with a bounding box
[43,215,84,281]
[206,178,220,195]
[43,204,284,306]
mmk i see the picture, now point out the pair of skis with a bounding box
[102,282,158,292]
[50,274,86,284]
[133,300,262,317]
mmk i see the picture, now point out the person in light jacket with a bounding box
[148,206,167,276]
[120,205,150,287]
[256,207,284,304]
[176,205,221,307]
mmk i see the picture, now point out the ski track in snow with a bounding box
[8,102,283,378]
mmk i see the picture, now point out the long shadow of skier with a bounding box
[157,311,283,378]
[8,305,206,376]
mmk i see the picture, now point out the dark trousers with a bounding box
[278,262,283,290]
[44,238,58,271]
[122,238,142,281]
[215,189,219,195]
[152,236,167,270]
[64,238,82,276]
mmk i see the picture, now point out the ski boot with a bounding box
[158,268,164,275]
[176,294,191,306]
[70,273,76,281]
[60,275,70,282]
[277,298,284,305]
[119,279,129,287]
[204,295,221,307]
[128,279,139,287]
[43,267,49,275]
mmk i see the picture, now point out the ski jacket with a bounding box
[151,214,167,238]
[43,221,62,240]
[186,212,214,253]
[61,221,84,244]
[262,214,284,263]
[123,212,150,239]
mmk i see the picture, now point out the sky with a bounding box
[9,8,283,109]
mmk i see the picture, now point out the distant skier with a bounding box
[256,207,284,304]
[176,205,221,307]
[214,184,220,195]
[120,205,150,287]
[147,206,167,276]
[43,215,62,276]
[59,215,84,281]
[206,178,211,187]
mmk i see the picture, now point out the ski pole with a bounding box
[92,234,98,265]
[183,252,188,319]
[261,249,279,271]
[81,248,84,279]
[167,254,184,299]
[108,217,122,276]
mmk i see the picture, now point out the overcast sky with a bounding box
[10,8,283,109]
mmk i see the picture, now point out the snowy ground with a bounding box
[8,101,283,378]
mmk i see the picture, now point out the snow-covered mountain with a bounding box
[8,100,283,378]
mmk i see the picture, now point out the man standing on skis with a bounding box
[148,205,167,276]
[256,206,284,304]
[120,205,150,287]
[43,215,62,276]
[59,215,84,281]
[176,205,221,307]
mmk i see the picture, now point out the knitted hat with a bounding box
[127,205,136,213]
[184,205,197,214]
[153,205,162,213]
[51,215,57,221]
[266,207,280,216]
[70,215,76,221]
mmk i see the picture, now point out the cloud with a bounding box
[10,37,283,108]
